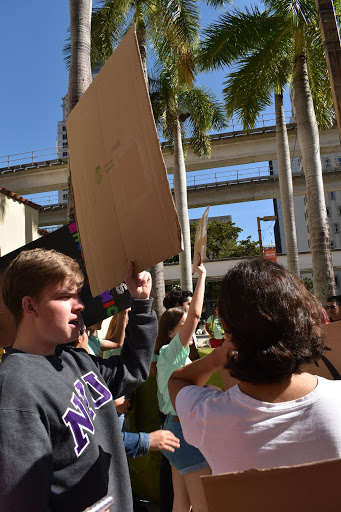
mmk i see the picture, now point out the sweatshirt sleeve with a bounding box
[0,409,53,511]
[96,298,158,399]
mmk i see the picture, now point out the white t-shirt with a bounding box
[176,376,341,475]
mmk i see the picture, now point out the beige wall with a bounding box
[0,194,41,257]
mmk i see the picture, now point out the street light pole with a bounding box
[257,215,277,255]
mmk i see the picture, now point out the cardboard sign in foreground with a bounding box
[66,26,182,297]
[193,206,209,273]
[202,457,341,512]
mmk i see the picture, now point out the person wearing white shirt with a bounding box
[169,258,341,475]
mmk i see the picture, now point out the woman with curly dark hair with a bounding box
[169,258,341,475]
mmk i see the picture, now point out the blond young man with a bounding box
[0,248,157,512]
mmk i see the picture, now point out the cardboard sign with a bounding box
[0,223,131,327]
[202,457,341,512]
[302,321,341,379]
[263,246,277,263]
[193,206,209,272]
[66,26,182,297]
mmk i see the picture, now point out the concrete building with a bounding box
[0,187,43,256]
[272,152,341,292]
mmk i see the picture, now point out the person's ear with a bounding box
[22,296,38,318]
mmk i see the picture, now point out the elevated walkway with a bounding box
[0,122,339,196]
[38,166,341,226]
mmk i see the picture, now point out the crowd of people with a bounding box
[0,248,341,512]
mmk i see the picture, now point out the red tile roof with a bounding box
[0,187,42,211]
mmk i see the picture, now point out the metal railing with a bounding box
[0,147,68,172]
[1,111,295,170]
[29,157,341,210]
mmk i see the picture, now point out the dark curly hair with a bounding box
[163,287,193,310]
[217,258,325,384]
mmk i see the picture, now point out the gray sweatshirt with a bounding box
[0,299,157,512]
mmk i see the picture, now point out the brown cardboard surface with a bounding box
[202,457,341,511]
[302,321,341,379]
[66,26,182,297]
[193,206,209,272]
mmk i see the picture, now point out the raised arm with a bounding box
[99,262,157,398]
[168,339,229,410]
[101,309,129,351]
[178,255,206,349]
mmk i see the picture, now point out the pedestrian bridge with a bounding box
[0,121,339,196]
[37,164,341,226]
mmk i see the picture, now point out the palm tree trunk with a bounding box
[294,53,335,303]
[173,119,193,291]
[275,91,300,277]
[67,0,92,222]
[136,19,165,318]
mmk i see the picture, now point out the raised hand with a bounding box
[125,261,152,299]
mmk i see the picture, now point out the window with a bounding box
[63,142,67,148]
[331,240,335,249]
[304,196,307,205]
[335,275,339,286]
[338,206,341,216]
[308,239,310,248]
[327,207,330,216]
[63,152,68,157]
[329,191,335,200]
[62,193,68,201]
[62,126,66,132]
[334,223,339,234]
[63,134,67,140]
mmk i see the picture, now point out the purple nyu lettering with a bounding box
[63,373,112,457]
[75,380,95,420]
[63,394,95,456]
[82,372,112,409]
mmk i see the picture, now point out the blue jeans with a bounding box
[161,415,208,475]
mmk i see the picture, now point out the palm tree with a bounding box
[90,0,227,316]
[150,68,226,289]
[199,1,336,303]
[67,0,93,223]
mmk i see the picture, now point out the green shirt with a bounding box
[157,333,191,416]
[207,315,224,339]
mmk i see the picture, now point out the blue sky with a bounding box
[1,1,289,245]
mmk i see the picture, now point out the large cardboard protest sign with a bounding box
[66,26,182,297]
[202,457,341,511]
[0,223,131,327]
[193,207,209,272]
[302,321,341,379]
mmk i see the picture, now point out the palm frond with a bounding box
[199,6,274,71]
[149,0,200,84]
[222,20,294,131]
[91,0,133,66]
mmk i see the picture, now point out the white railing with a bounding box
[1,112,294,170]
[0,147,68,171]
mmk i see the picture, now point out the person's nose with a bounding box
[73,296,85,312]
